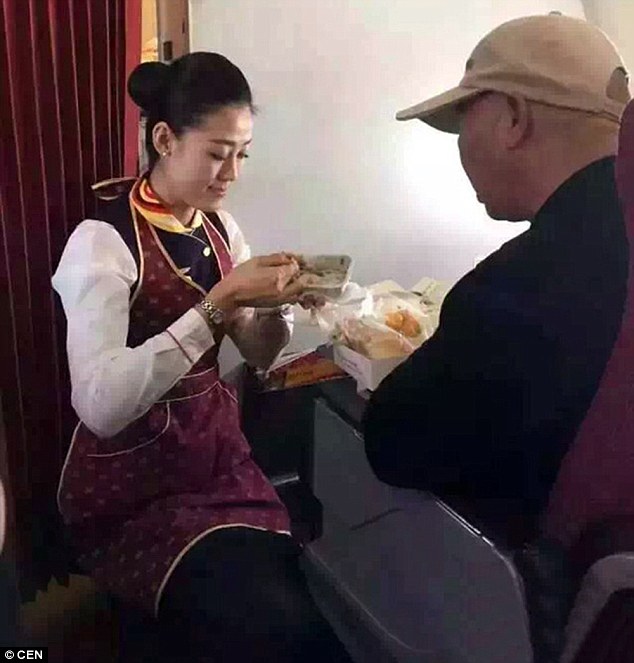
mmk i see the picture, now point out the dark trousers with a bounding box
[158,527,352,663]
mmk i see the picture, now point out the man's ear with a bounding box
[502,94,531,149]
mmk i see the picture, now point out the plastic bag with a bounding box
[315,290,438,360]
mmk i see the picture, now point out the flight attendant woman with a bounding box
[53,52,350,663]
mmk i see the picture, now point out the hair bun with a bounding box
[127,61,171,113]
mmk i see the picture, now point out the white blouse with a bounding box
[52,211,292,440]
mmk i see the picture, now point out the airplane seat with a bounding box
[302,100,634,663]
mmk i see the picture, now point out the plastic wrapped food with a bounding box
[316,289,439,360]
[341,318,415,359]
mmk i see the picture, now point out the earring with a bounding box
[162,151,169,157]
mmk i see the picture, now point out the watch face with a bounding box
[210,308,224,325]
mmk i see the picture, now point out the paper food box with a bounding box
[333,343,407,392]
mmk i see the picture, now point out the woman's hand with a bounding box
[268,253,326,310]
[207,253,304,310]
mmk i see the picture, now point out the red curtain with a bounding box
[0,0,141,597]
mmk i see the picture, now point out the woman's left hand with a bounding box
[280,253,326,310]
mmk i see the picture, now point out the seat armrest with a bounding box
[569,516,634,577]
[561,517,634,662]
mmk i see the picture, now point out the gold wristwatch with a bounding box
[198,299,225,329]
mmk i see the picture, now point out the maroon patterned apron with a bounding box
[58,205,291,615]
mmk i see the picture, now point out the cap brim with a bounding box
[396,86,480,133]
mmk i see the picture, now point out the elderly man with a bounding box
[363,14,631,523]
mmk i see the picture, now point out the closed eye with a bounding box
[209,152,249,161]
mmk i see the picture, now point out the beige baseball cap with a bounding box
[396,14,631,133]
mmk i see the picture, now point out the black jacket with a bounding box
[363,157,628,515]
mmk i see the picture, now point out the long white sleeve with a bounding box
[52,220,216,439]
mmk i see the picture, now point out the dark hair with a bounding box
[127,52,255,168]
